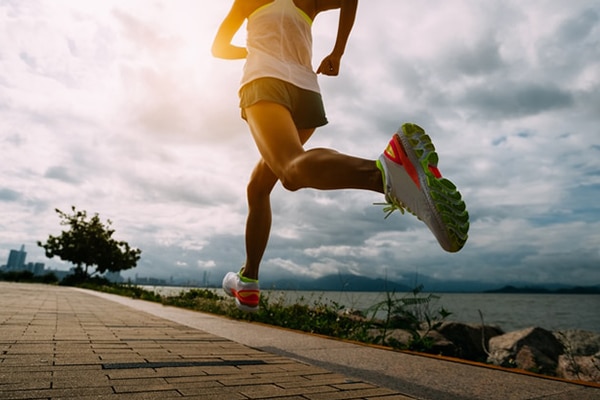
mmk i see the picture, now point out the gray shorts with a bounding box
[239,78,328,129]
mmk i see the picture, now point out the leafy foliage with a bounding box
[38,206,141,280]
[163,289,226,314]
[0,270,58,284]
[79,282,163,301]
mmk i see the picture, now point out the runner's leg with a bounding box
[244,102,383,192]
[243,128,316,280]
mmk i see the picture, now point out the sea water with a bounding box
[263,291,600,333]
[142,286,600,333]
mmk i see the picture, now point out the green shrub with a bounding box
[0,270,59,284]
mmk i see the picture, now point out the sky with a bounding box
[1,0,599,288]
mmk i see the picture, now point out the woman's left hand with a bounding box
[317,54,341,76]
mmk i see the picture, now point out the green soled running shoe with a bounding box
[222,270,260,313]
[376,123,469,252]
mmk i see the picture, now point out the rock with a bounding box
[554,330,600,383]
[514,344,558,375]
[383,328,413,346]
[438,322,504,362]
[487,327,564,375]
[368,322,600,382]
[556,352,600,383]
[370,328,458,356]
[420,329,458,357]
[554,330,600,356]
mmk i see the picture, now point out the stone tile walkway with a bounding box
[0,283,410,399]
[1,282,598,400]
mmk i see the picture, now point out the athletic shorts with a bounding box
[239,77,328,129]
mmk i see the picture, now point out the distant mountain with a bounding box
[485,285,600,294]
[262,274,411,292]
[174,270,597,294]
[260,273,498,293]
[485,285,551,294]
[259,273,600,294]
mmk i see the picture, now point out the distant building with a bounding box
[104,271,124,283]
[25,262,45,275]
[2,245,47,275]
[6,245,27,271]
[134,273,167,286]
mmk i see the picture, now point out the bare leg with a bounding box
[245,102,384,192]
[240,102,384,281]
[242,160,276,280]
[243,128,316,280]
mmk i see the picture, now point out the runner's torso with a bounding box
[240,0,320,93]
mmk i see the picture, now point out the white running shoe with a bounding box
[222,270,260,313]
[376,123,469,252]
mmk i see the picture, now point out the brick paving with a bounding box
[3,282,600,400]
[0,283,411,399]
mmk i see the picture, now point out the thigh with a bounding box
[248,125,316,196]
[244,101,306,179]
[298,127,316,145]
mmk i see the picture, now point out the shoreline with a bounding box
[141,285,600,334]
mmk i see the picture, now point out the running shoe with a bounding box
[376,123,469,252]
[222,270,260,312]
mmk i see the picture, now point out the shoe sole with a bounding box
[234,300,259,313]
[223,287,260,313]
[397,123,469,252]
[222,272,260,313]
[231,289,260,313]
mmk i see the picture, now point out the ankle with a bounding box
[239,267,259,282]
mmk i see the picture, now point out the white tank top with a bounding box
[240,0,320,94]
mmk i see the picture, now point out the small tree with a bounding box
[38,206,141,281]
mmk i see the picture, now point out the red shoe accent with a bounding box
[232,289,260,307]
[428,165,442,178]
[383,140,403,164]
[385,135,421,189]
[384,135,443,184]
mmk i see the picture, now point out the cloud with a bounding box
[44,166,81,184]
[458,82,574,119]
[0,188,21,202]
[1,1,599,290]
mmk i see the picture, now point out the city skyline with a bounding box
[2,244,46,275]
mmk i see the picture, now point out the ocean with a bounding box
[142,286,600,333]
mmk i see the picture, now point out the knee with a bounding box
[278,161,303,192]
[247,157,305,194]
[247,164,277,205]
[247,176,269,206]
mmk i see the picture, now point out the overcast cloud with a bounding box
[1,0,599,287]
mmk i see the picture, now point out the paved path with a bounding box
[0,283,598,399]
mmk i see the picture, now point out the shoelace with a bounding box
[374,195,406,219]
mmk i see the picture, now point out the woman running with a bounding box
[212,0,469,312]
